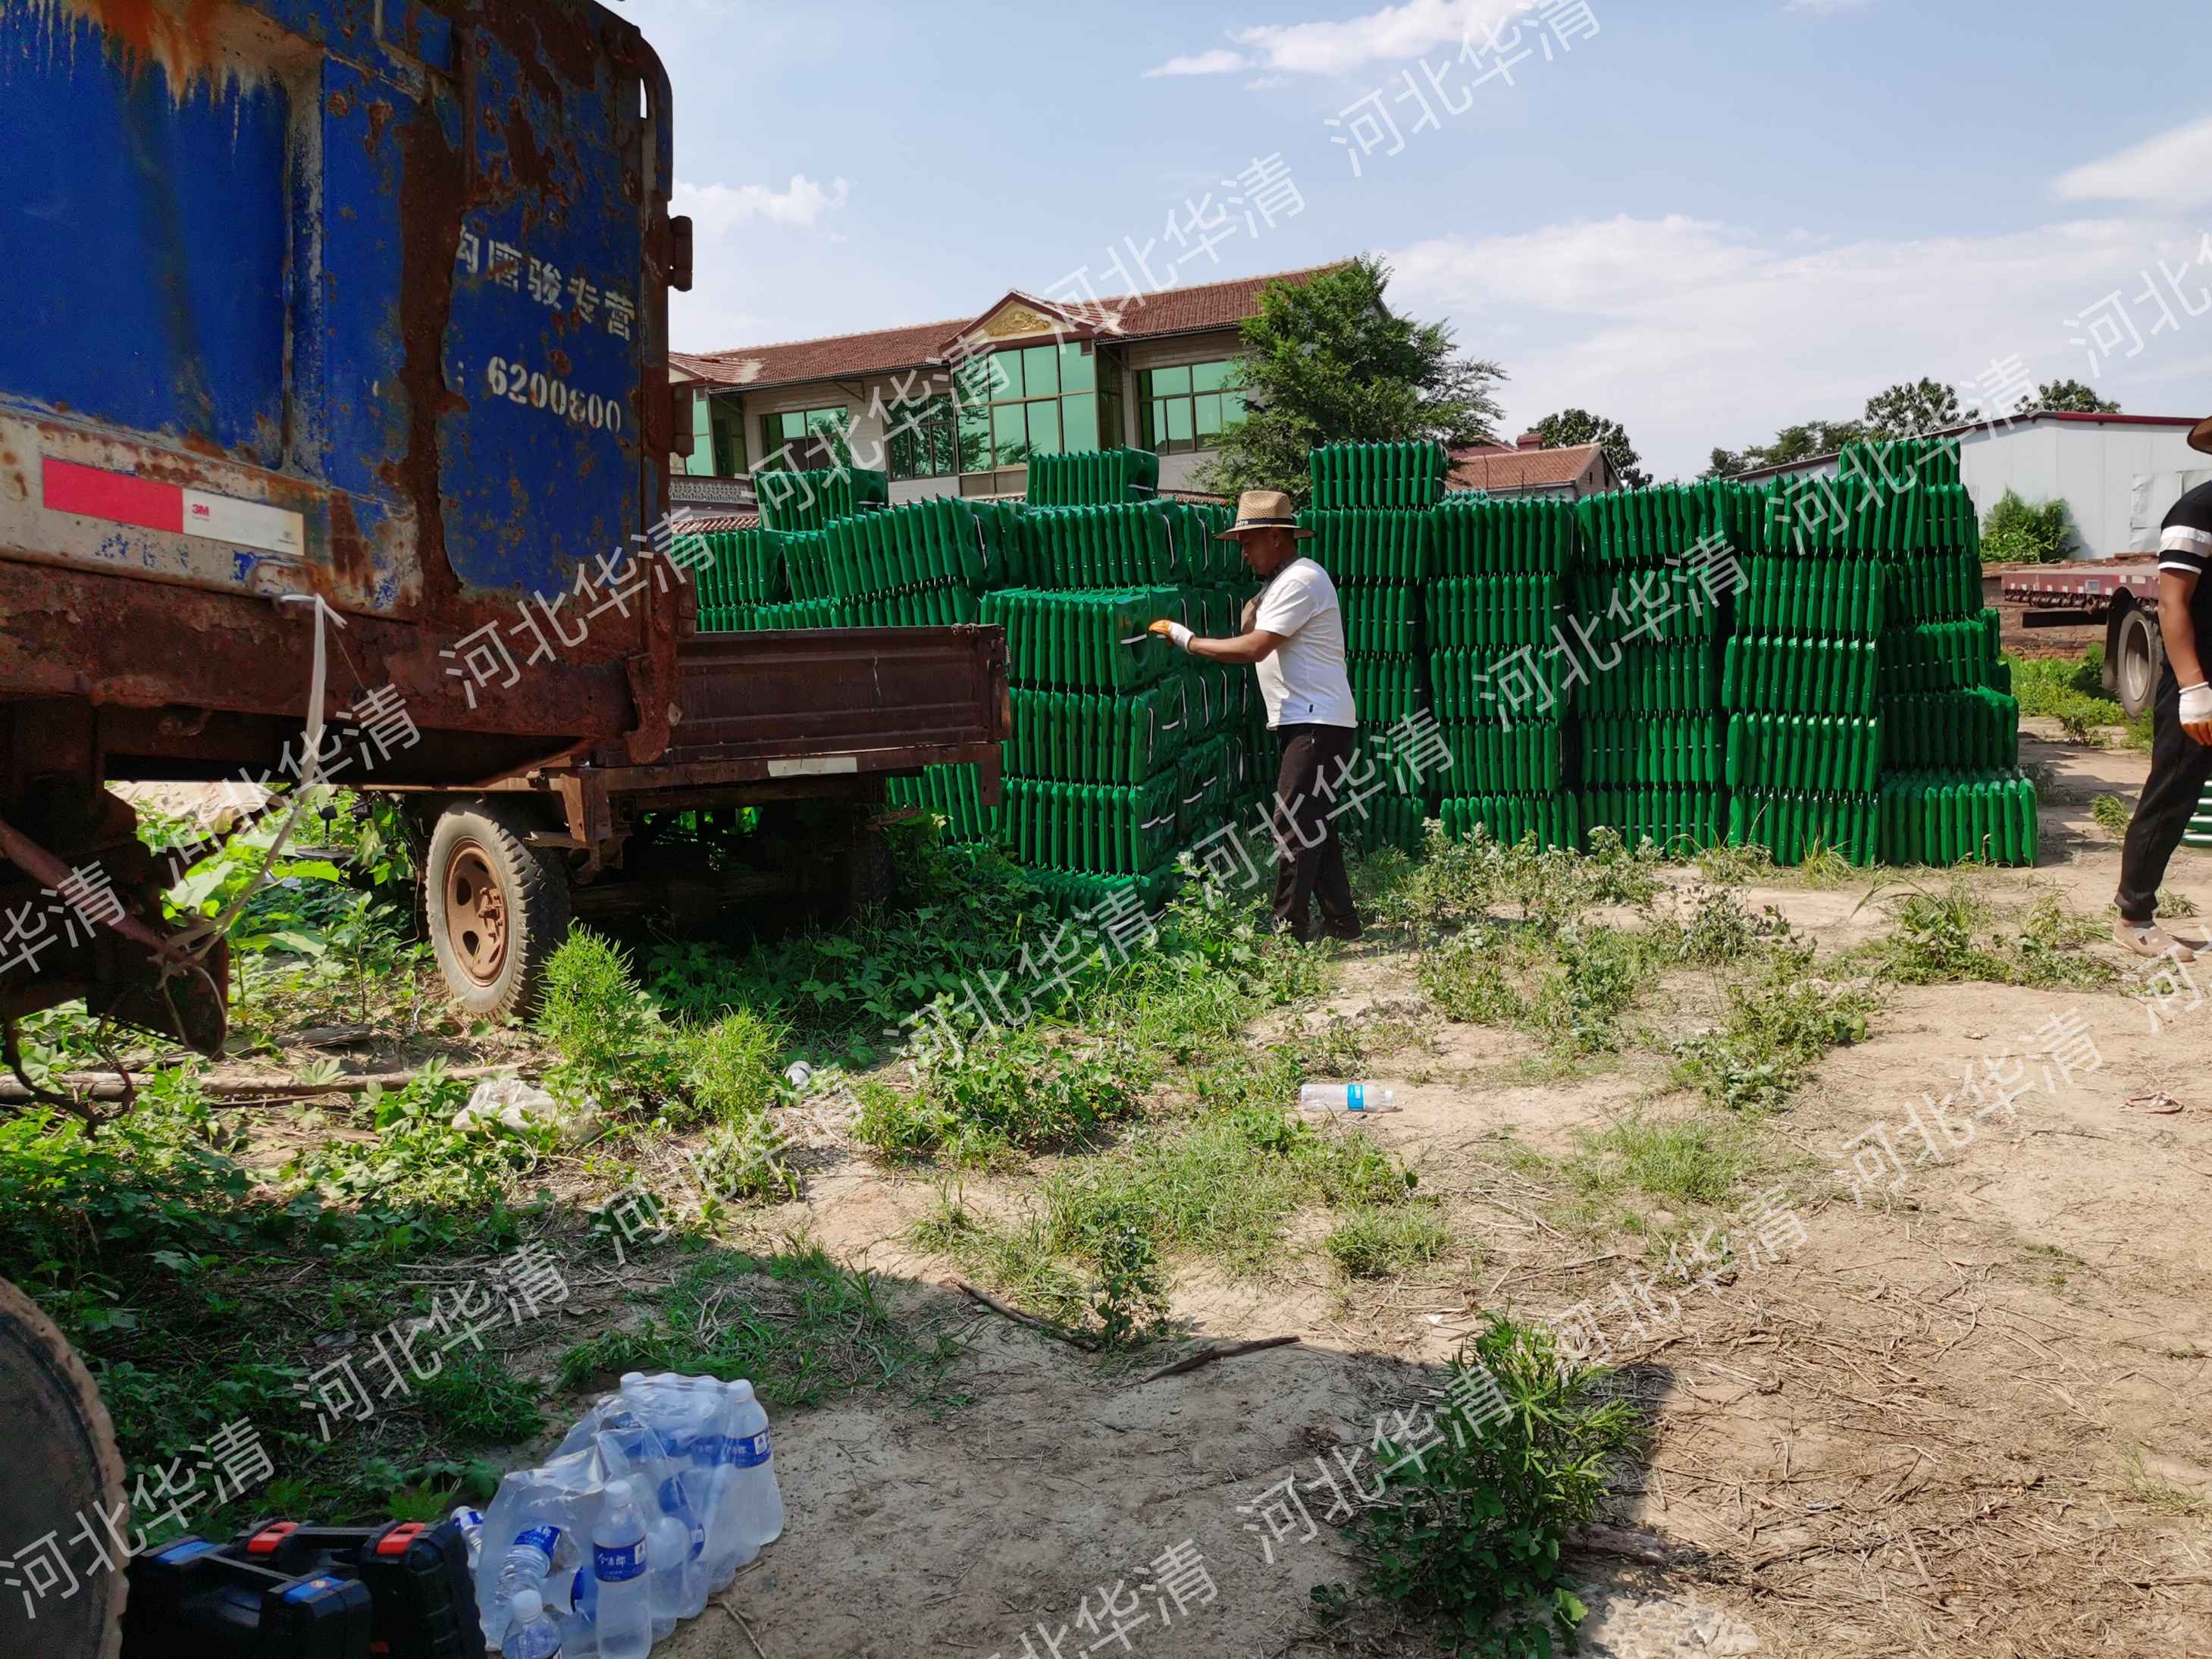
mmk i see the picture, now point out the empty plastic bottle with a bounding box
[591,1480,652,1659]
[503,1588,563,1659]
[562,1566,598,1658]
[1299,1084,1400,1114]
[451,1507,484,1572]
[648,1515,691,1642]
[719,1380,785,1549]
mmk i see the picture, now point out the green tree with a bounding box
[1195,256,1505,500]
[2029,378,2121,415]
[1701,446,1750,480]
[1862,378,1962,441]
[1533,408,1651,490]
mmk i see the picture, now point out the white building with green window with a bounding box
[669,262,1343,505]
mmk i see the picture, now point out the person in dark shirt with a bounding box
[2115,416,2212,958]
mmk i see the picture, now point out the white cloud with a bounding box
[673,174,851,234]
[1386,212,2207,478]
[1146,0,1525,80]
[2054,115,2212,209]
[1145,48,1247,77]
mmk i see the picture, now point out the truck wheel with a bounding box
[0,1278,126,1659]
[2115,605,2163,721]
[426,804,572,1021]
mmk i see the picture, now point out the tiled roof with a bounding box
[1449,442,1606,493]
[678,263,1348,393]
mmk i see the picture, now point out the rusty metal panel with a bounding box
[0,0,676,741]
[660,626,1010,764]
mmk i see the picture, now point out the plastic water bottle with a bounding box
[500,1588,563,1659]
[647,1514,691,1640]
[562,1566,597,1658]
[619,1375,709,1617]
[720,1380,784,1548]
[591,1480,651,1659]
[1299,1083,1399,1114]
[700,1384,757,1588]
[450,1507,485,1571]
[496,1521,566,1609]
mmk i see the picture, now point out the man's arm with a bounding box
[2158,569,2205,689]
[1186,628,1285,666]
[1147,618,1285,665]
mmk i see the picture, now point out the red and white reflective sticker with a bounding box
[42,456,305,558]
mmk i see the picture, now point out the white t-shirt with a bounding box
[1252,557,1356,729]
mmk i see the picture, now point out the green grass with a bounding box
[1325,1203,1453,1278]
[558,1243,965,1407]
[2091,794,2134,836]
[2010,649,2152,750]
[1566,1113,1759,1209]
[415,1350,545,1445]
[1860,880,2118,991]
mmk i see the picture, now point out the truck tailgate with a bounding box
[572,625,1008,787]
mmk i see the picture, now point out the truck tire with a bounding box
[2115,604,2163,721]
[425,803,572,1022]
[0,1277,127,1659]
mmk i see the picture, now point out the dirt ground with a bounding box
[622,726,2212,1659]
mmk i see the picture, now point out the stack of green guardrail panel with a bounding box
[811,497,1007,627]
[1572,481,1750,856]
[755,466,888,534]
[688,526,791,630]
[1427,494,1575,850]
[974,478,1257,911]
[2186,782,2212,850]
[1026,448,1161,507]
[1721,479,1891,866]
[1308,441,1449,509]
[1296,444,1444,851]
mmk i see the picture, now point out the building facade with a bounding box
[669,264,1345,508]
[1737,411,2210,560]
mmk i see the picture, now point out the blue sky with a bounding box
[633,0,2212,478]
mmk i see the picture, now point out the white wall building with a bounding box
[1740,412,2210,560]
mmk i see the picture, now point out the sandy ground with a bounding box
[628,729,2212,1658]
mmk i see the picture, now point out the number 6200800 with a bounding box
[484,356,625,434]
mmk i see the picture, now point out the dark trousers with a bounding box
[1270,723,1359,941]
[2117,661,2212,921]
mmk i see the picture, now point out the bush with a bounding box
[674,1009,789,1131]
[857,1021,1145,1160]
[1341,1318,1640,1656]
[1982,488,2076,564]
[1674,945,1873,1111]
[537,931,681,1111]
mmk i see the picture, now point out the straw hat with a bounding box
[1216,488,1314,541]
[2192,416,2212,456]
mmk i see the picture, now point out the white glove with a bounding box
[1165,622,1195,651]
[2180,682,2212,742]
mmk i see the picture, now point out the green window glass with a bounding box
[1023,344,1059,397]
[760,405,848,467]
[1138,359,1243,454]
[1026,400,1061,455]
[1062,392,1099,452]
[993,403,1027,466]
[888,394,958,481]
[1060,342,1096,393]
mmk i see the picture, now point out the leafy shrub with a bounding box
[1082,1197,1171,1350]
[288,1064,547,1209]
[1340,1319,1640,1656]
[538,931,681,1111]
[673,1008,789,1131]
[1982,488,2076,564]
[1674,946,1873,1111]
[857,1021,1145,1160]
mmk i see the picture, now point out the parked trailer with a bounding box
[1998,559,2165,717]
[0,0,1008,1055]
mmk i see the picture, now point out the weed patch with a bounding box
[1325,1203,1452,1278]
[1330,1319,1640,1657]
[1674,946,1875,1112]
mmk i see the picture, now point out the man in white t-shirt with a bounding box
[1149,488,1361,942]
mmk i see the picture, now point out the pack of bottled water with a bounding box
[470,1372,785,1654]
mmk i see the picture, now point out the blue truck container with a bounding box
[0,0,1005,1045]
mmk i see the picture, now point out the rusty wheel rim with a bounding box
[443,843,508,988]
